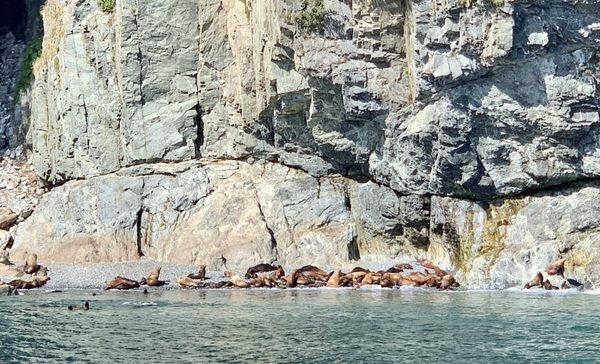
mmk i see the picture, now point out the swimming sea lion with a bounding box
[524,272,544,289]
[105,277,139,290]
[9,276,50,290]
[245,263,278,279]
[24,253,40,275]
[230,275,249,288]
[187,265,207,280]
[546,258,566,277]
[68,301,90,311]
[326,270,342,288]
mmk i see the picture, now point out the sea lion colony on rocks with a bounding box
[0,252,585,292]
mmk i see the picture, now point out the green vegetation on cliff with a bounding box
[15,37,42,96]
[97,0,116,13]
[293,0,325,33]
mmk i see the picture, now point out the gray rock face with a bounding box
[9,0,600,287]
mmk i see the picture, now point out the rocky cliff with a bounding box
[2,0,599,289]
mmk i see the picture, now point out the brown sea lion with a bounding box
[394,263,414,271]
[272,265,285,280]
[176,277,201,288]
[360,273,375,286]
[105,277,140,290]
[543,279,559,290]
[381,272,403,287]
[299,270,329,282]
[10,276,50,290]
[187,265,207,280]
[439,275,457,290]
[546,258,566,277]
[145,267,166,287]
[386,267,404,273]
[296,275,314,286]
[326,270,342,288]
[250,276,277,288]
[223,271,235,278]
[284,270,299,288]
[33,266,49,277]
[297,265,327,275]
[416,259,448,276]
[351,267,369,273]
[524,272,544,289]
[380,278,394,288]
[23,253,40,275]
[230,275,249,288]
[245,264,278,279]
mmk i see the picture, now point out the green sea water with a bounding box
[0,288,598,363]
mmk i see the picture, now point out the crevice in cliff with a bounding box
[136,208,145,257]
[343,186,361,261]
[255,194,278,252]
[193,104,204,158]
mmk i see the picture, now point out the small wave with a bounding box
[122,301,158,306]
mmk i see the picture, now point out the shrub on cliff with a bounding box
[15,37,42,96]
[97,0,115,13]
[293,0,325,33]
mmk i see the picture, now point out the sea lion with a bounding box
[9,276,50,290]
[23,253,40,275]
[272,265,285,280]
[439,275,457,290]
[386,267,404,273]
[524,272,544,289]
[350,267,369,273]
[33,266,49,277]
[230,275,249,288]
[223,271,235,278]
[250,276,277,288]
[145,267,166,287]
[176,277,201,289]
[297,265,327,275]
[245,263,278,279]
[360,273,375,286]
[105,277,139,290]
[68,301,90,311]
[296,275,314,286]
[393,263,414,271]
[299,270,328,282]
[416,259,448,276]
[284,270,299,288]
[546,258,566,277]
[326,270,342,288]
[543,279,559,290]
[381,272,403,287]
[187,265,207,280]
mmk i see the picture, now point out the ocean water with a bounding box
[1,288,599,363]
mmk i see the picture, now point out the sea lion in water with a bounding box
[326,270,342,288]
[245,264,278,279]
[524,272,544,289]
[187,265,207,280]
[105,277,139,290]
[23,253,40,275]
[9,276,50,290]
[546,258,566,277]
[68,301,90,311]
